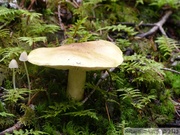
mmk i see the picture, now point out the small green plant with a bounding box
[117,88,156,109]
[73,0,103,19]
[62,121,93,135]
[0,111,15,130]
[116,39,131,49]
[2,88,30,104]
[0,6,59,65]
[5,129,49,135]
[106,121,122,135]
[0,47,23,64]
[99,24,137,37]
[18,104,36,126]
[165,72,180,96]
[150,0,180,9]
[18,37,47,46]
[135,0,145,6]
[64,17,98,43]
[42,101,98,120]
[0,111,15,117]
[121,54,165,87]
[155,36,180,59]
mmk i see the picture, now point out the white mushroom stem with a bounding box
[67,69,86,100]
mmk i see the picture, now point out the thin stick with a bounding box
[105,102,111,122]
[170,98,180,106]
[175,108,180,117]
[27,0,36,10]
[66,0,79,8]
[0,122,22,135]
[28,91,40,105]
[161,68,180,75]
[58,5,65,30]
[119,22,156,27]
[135,10,172,38]
[82,68,115,104]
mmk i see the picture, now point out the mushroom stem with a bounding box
[67,69,86,100]
[12,68,16,90]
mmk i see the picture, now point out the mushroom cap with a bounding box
[28,40,123,70]
[9,59,18,68]
[19,51,28,62]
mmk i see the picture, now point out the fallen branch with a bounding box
[135,10,173,38]
[161,67,180,75]
[0,122,22,135]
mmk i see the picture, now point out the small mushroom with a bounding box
[9,59,18,90]
[9,59,18,69]
[28,40,123,100]
[19,51,31,104]
[19,51,28,62]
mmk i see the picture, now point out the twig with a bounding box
[105,102,111,122]
[82,68,115,104]
[72,0,80,8]
[119,22,156,27]
[27,0,36,10]
[107,34,114,42]
[20,0,25,8]
[161,68,180,75]
[0,103,36,134]
[170,98,180,106]
[27,90,41,105]
[0,122,22,135]
[175,109,180,117]
[135,10,173,38]
[66,0,79,8]
[58,5,65,30]
[170,98,180,117]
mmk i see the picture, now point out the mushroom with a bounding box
[9,59,18,90]
[28,40,123,100]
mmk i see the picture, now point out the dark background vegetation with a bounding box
[0,0,180,134]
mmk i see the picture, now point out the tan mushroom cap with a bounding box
[28,40,123,70]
